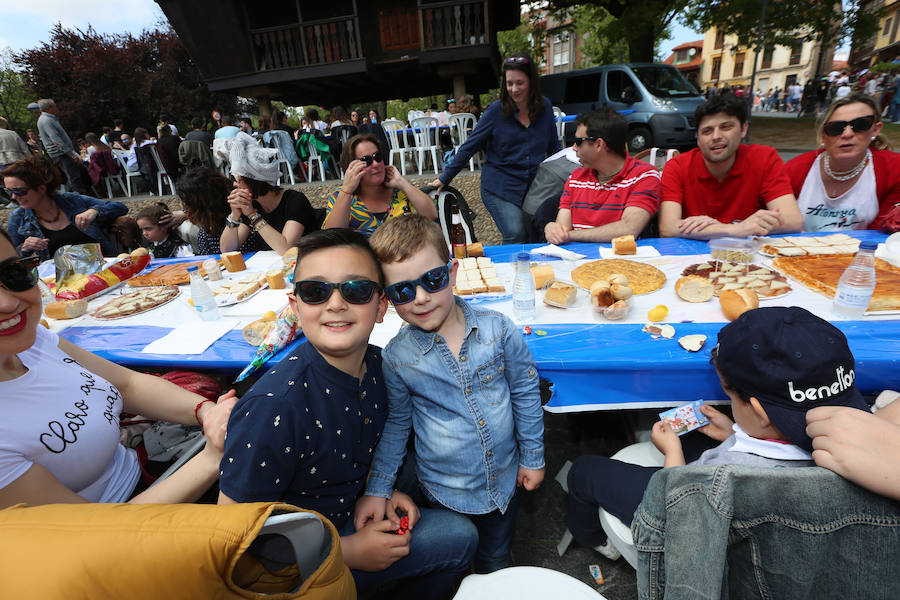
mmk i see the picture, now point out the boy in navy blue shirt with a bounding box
[219,229,476,599]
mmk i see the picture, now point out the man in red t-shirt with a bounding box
[545,108,660,244]
[659,93,802,239]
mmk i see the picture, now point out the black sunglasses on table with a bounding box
[293,279,382,305]
[384,263,451,305]
[0,255,40,291]
[359,152,384,167]
[822,115,876,137]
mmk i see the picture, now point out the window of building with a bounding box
[884,16,893,36]
[552,31,571,71]
[714,28,725,50]
[789,43,802,65]
[676,49,688,64]
[711,56,721,80]
[733,52,745,77]
[761,46,774,69]
[564,73,602,104]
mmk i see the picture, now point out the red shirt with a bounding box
[559,156,661,230]
[660,144,794,223]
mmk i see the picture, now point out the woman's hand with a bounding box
[341,160,366,193]
[74,208,99,230]
[158,210,186,230]
[384,165,404,189]
[227,187,255,218]
[428,178,444,192]
[21,236,49,252]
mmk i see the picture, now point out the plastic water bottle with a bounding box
[188,265,220,321]
[513,252,536,322]
[832,241,877,318]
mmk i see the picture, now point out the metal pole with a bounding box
[746,0,769,142]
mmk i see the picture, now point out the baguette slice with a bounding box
[222,251,247,272]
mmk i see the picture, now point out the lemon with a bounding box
[647,305,668,322]
[262,311,277,321]
[187,298,194,307]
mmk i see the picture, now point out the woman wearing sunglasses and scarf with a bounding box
[4,155,127,261]
[784,93,900,232]
[0,228,237,508]
[323,133,437,236]
[430,52,560,244]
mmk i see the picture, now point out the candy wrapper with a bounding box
[234,305,300,383]
[659,400,710,436]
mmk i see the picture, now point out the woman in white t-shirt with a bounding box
[784,93,900,232]
[0,228,236,508]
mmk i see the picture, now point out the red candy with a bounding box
[523,326,532,335]
[395,515,410,535]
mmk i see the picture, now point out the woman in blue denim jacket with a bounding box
[4,156,127,260]
[361,215,545,574]
[431,52,560,244]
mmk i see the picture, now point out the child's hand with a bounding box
[516,467,545,491]
[354,495,387,532]
[652,421,682,455]
[698,404,735,442]
[387,490,421,530]
[341,520,411,571]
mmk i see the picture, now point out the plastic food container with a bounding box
[591,294,632,320]
[708,237,761,264]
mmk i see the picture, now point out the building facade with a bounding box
[663,40,704,87]
[699,27,831,93]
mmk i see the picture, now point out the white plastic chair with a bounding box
[382,119,415,176]
[407,109,425,123]
[274,145,298,185]
[633,147,680,170]
[112,151,137,197]
[552,106,566,146]
[95,152,126,199]
[454,567,606,599]
[410,116,442,175]
[149,144,177,196]
[304,137,332,182]
[449,112,480,172]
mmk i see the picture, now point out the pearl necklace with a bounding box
[823,150,870,182]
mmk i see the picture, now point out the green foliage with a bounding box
[0,48,33,137]
[869,62,900,74]
[570,5,629,66]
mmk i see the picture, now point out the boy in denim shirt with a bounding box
[360,215,545,573]
[566,306,871,560]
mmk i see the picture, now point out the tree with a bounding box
[14,23,240,138]
[0,48,33,137]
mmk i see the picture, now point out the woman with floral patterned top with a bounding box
[323,134,438,236]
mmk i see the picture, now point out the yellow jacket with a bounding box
[0,502,355,599]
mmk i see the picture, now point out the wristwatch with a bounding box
[225,215,241,229]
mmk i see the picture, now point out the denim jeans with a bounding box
[481,186,527,244]
[633,465,900,600]
[344,507,478,600]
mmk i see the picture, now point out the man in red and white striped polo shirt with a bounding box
[544,108,660,245]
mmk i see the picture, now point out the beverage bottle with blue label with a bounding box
[832,241,877,318]
[512,252,535,322]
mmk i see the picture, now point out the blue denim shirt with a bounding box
[366,299,544,514]
[633,465,900,600]
[440,97,560,207]
[6,192,127,261]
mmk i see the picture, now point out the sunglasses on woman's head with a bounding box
[2,187,29,197]
[293,279,382,305]
[823,115,876,137]
[384,263,451,305]
[504,56,530,65]
[0,255,40,291]
[359,152,384,167]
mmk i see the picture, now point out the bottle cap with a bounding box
[187,265,199,272]
[859,241,878,251]
[517,252,530,261]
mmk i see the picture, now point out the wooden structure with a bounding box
[155,0,519,106]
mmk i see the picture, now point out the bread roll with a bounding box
[44,300,89,320]
[222,251,247,272]
[543,282,576,307]
[610,283,633,301]
[530,264,555,289]
[242,319,274,346]
[116,253,130,260]
[719,288,759,321]
[266,268,286,290]
[282,246,298,265]
[130,247,149,260]
[607,273,629,286]
[590,280,614,307]
[675,275,715,303]
[612,235,637,255]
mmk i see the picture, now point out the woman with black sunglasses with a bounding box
[4,155,128,261]
[431,52,560,244]
[323,133,438,236]
[0,228,237,508]
[784,93,900,232]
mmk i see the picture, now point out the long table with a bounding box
[55,232,898,411]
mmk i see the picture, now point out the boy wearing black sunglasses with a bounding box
[218,229,477,599]
[362,215,545,574]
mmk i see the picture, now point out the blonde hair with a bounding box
[369,214,449,264]
[817,93,891,150]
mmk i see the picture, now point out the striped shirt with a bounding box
[559,156,661,230]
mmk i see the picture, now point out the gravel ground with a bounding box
[0,172,503,244]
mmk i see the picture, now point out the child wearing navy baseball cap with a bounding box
[566,306,871,560]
